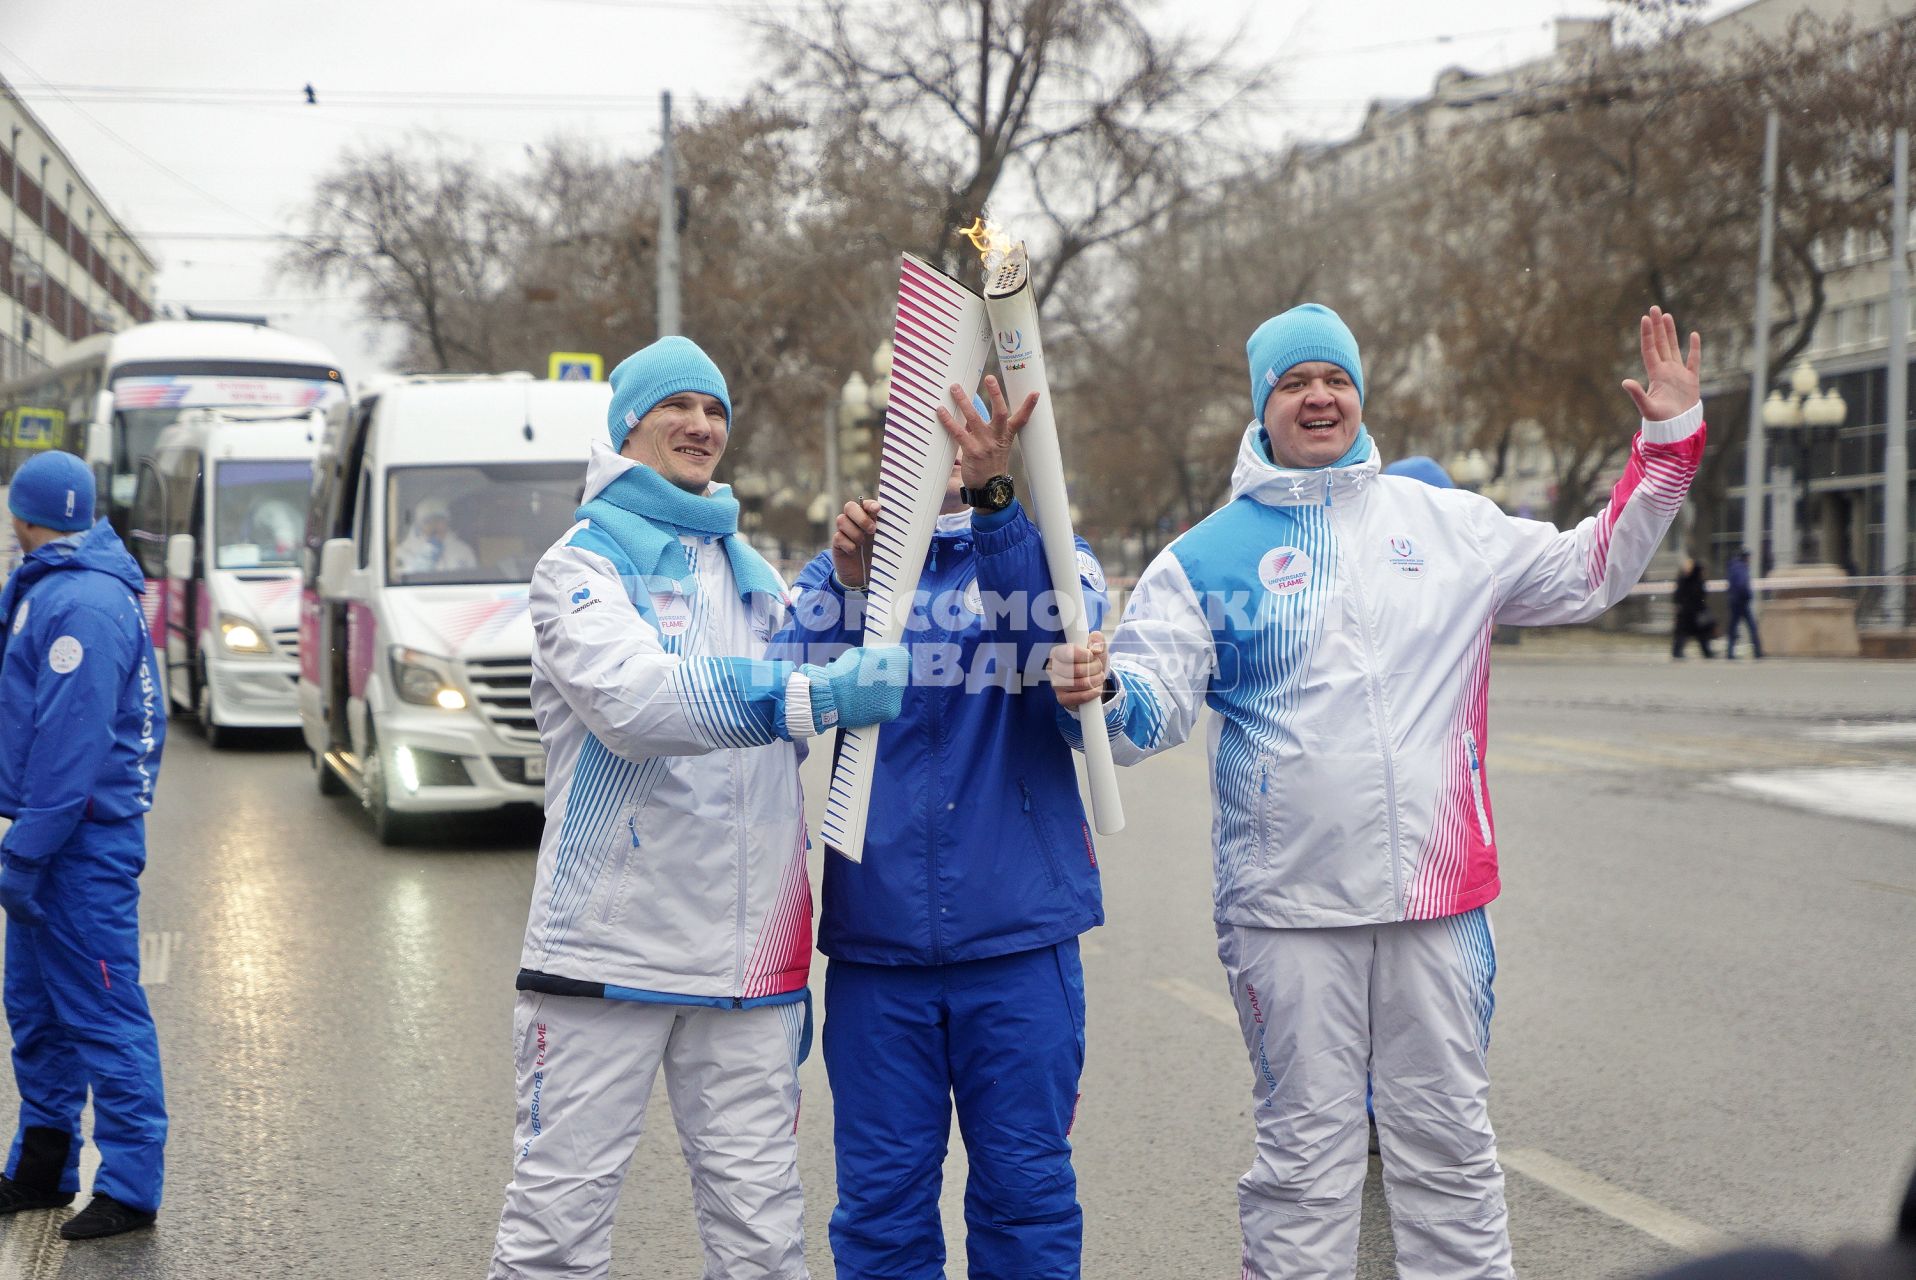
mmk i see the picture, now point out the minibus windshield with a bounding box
[387,463,584,587]
[214,459,312,569]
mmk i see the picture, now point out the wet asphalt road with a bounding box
[1,642,1914,1279]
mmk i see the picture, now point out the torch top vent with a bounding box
[983,243,1030,298]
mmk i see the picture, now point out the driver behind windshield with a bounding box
[393,497,476,574]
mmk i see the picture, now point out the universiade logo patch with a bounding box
[1387,536,1427,577]
[1257,547,1313,597]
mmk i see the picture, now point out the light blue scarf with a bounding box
[1256,424,1374,470]
[576,463,783,600]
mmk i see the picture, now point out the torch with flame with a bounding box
[961,217,1125,837]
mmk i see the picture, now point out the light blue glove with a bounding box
[0,857,47,928]
[803,644,908,733]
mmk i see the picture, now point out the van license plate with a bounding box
[524,756,545,783]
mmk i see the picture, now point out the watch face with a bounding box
[968,475,1013,511]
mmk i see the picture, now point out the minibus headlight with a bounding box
[219,615,270,654]
[390,646,468,710]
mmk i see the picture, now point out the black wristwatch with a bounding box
[960,474,1015,513]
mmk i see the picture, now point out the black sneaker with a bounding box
[0,1174,73,1214]
[58,1192,156,1240]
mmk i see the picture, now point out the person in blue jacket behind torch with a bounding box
[773,377,1110,1279]
[0,451,168,1240]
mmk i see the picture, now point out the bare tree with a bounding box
[767,0,1259,304]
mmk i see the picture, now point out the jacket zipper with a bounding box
[1335,484,1404,915]
[927,559,946,965]
[1464,730,1493,845]
[726,546,749,1001]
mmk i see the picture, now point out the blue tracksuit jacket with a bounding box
[0,519,169,1211]
[772,502,1107,965]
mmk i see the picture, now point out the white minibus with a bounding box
[299,374,609,843]
[128,408,321,744]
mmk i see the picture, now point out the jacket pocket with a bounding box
[598,806,647,928]
[1463,730,1494,846]
[1253,757,1279,868]
[1020,780,1067,890]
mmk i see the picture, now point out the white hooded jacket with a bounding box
[1089,406,1705,928]
[516,445,819,1005]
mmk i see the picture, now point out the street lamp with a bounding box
[1760,357,1848,566]
[834,339,893,500]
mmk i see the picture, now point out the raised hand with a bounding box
[1621,306,1702,422]
[937,374,1039,487]
[831,498,881,591]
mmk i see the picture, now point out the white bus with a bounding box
[0,319,346,578]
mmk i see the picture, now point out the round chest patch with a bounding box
[1075,548,1106,593]
[1257,547,1313,597]
[1386,535,1427,577]
[961,579,983,615]
[48,635,84,674]
[650,594,693,638]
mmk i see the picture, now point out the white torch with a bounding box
[963,221,1125,836]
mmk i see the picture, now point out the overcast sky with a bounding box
[3,0,1746,380]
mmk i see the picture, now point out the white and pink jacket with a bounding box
[1095,406,1704,928]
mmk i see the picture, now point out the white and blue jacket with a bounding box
[516,447,823,1007]
[1084,409,1705,929]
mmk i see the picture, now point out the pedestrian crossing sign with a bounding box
[548,352,604,382]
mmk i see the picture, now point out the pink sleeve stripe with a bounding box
[1585,424,1706,586]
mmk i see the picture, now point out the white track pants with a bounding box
[1217,912,1511,1280]
[490,991,811,1280]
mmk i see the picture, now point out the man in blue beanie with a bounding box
[492,335,907,1279]
[0,450,168,1240]
[1049,303,1709,1279]
[773,377,1111,1280]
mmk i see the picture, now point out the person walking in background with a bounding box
[1725,547,1762,659]
[0,451,169,1240]
[1672,556,1716,659]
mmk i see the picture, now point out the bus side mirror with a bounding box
[318,538,355,600]
[165,534,195,581]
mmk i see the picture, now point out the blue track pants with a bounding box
[4,817,167,1212]
[823,940,1086,1280]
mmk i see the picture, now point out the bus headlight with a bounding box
[219,615,270,654]
[390,646,468,710]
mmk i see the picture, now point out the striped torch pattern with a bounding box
[818,254,993,863]
[982,244,1124,835]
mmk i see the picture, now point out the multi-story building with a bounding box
[1,73,157,383]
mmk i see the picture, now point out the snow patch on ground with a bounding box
[1722,766,1916,830]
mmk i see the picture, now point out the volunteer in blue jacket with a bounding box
[0,452,168,1240]
[775,377,1108,1279]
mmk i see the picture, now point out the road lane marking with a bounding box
[1151,976,1239,1030]
[141,931,182,987]
[1855,878,1916,898]
[1808,721,1916,744]
[1501,1147,1734,1254]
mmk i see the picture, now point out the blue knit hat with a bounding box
[7,451,94,532]
[606,336,732,451]
[1247,303,1365,422]
[1383,455,1455,489]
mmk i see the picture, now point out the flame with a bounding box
[959,216,1017,267]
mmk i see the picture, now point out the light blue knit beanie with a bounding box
[607,336,732,450]
[7,451,94,531]
[1246,303,1365,422]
